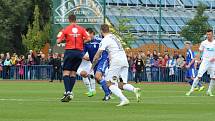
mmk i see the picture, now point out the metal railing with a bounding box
[128,67,210,83]
[0,65,83,81]
[0,65,210,83]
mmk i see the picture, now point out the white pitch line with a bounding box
[0,95,214,105]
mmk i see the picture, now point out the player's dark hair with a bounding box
[86,28,95,35]
[207,29,213,33]
[101,24,110,33]
[68,14,76,23]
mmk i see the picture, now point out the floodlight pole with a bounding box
[159,0,162,53]
[104,0,106,24]
[158,0,162,82]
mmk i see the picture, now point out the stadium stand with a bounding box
[105,0,215,49]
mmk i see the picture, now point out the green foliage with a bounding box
[0,0,52,54]
[0,0,32,53]
[110,8,136,48]
[180,2,211,44]
[22,5,51,52]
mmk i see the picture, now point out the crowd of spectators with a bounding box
[127,50,187,83]
[0,49,210,82]
[0,51,63,81]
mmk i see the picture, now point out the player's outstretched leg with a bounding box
[186,77,200,96]
[61,75,74,102]
[118,78,141,102]
[83,77,93,97]
[89,76,96,94]
[123,83,141,102]
[95,72,111,101]
[108,82,129,106]
[197,81,205,91]
[206,79,215,96]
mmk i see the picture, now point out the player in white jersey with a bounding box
[186,29,215,96]
[77,53,96,97]
[91,24,141,106]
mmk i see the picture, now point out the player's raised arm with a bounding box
[91,49,103,70]
[82,29,91,43]
[57,29,65,44]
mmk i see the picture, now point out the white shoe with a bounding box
[186,91,192,96]
[116,100,130,107]
[134,88,141,102]
[206,91,214,97]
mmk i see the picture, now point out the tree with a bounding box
[0,0,32,53]
[110,9,136,48]
[22,5,51,52]
[180,2,211,44]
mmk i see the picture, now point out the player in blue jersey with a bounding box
[184,41,204,91]
[84,28,111,101]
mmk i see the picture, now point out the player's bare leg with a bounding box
[118,79,141,102]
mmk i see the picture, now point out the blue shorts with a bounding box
[186,68,196,78]
[94,59,109,74]
[63,50,82,71]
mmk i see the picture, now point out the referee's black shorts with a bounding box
[63,49,82,72]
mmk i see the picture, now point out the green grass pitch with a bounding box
[0,81,214,121]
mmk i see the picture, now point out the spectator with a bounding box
[173,51,179,59]
[4,54,12,79]
[10,55,17,79]
[146,50,151,57]
[166,55,176,82]
[153,50,158,60]
[151,54,159,81]
[17,55,25,79]
[40,54,49,79]
[134,54,144,83]
[145,54,152,81]
[159,56,165,81]
[50,53,62,82]
[27,54,35,79]
[140,52,147,81]
[176,54,185,82]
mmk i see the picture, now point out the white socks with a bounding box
[208,79,215,93]
[123,84,135,92]
[190,77,200,92]
[90,78,96,92]
[109,85,127,101]
[83,77,92,92]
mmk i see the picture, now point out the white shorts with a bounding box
[197,60,215,78]
[105,65,128,83]
[77,60,92,76]
[208,67,215,78]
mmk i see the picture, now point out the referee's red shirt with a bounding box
[57,23,89,51]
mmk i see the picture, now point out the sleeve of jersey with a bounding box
[57,29,65,42]
[199,42,204,51]
[189,50,194,59]
[82,29,90,40]
[99,39,108,51]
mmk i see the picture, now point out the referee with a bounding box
[57,14,91,102]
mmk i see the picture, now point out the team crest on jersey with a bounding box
[72,28,78,33]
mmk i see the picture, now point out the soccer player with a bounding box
[57,14,91,102]
[186,29,215,96]
[84,28,111,101]
[184,41,204,91]
[76,53,96,97]
[91,24,141,106]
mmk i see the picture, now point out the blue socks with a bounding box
[188,79,203,88]
[188,80,193,86]
[197,82,202,87]
[100,79,110,96]
[69,77,76,92]
[63,76,76,93]
[63,76,70,92]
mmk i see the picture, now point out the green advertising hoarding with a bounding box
[51,0,105,46]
